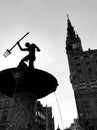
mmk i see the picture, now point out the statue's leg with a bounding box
[18,55,29,68]
[29,56,36,68]
[18,55,36,69]
[29,60,34,68]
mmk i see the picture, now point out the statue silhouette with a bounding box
[17,42,41,68]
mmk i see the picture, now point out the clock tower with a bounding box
[66,16,97,130]
[66,15,83,53]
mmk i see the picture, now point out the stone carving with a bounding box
[8,93,37,130]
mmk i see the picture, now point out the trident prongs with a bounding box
[3,49,11,57]
[3,32,30,57]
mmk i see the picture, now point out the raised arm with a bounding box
[17,42,28,51]
[35,45,41,52]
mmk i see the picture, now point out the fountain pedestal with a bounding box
[9,93,37,130]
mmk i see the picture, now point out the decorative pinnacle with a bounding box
[67,14,72,28]
[67,14,69,21]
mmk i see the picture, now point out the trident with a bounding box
[3,32,30,57]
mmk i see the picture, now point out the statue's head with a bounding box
[25,42,30,47]
[31,43,36,46]
[30,43,37,48]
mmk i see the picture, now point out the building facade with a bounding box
[66,16,97,130]
[45,105,55,130]
[35,101,55,130]
[0,93,55,130]
[0,93,14,130]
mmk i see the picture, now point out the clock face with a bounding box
[72,44,78,49]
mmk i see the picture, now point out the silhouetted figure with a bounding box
[17,42,41,68]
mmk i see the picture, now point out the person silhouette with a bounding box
[17,41,41,68]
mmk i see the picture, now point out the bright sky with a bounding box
[0,0,97,129]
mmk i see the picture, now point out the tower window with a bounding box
[0,101,2,109]
[74,57,79,60]
[84,55,89,59]
[88,68,92,72]
[82,101,92,119]
[96,60,97,64]
[86,61,90,65]
[94,54,97,57]
[0,125,6,130]
[4,100,9,108]
[77,69,82,73]
[89,126,95,130]
[88,68,94,79]
[1,110,8,121]
[76,63,80,66]
[84,55,90,63]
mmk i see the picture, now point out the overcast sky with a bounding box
[0,0,97,129]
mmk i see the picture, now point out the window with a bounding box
[88,68,92,75]
[88,68,92,71]
[77,69,82,73]
[86,61,90,65]
[80,85,86,89]
[1,110,8,121]
[0,125,6,130]
[84,55,89,60]
[4,100,9,108]
[0,101,2,109]
[89,126,95,130]
[76,63,80,66]
[79,81,86,89]
[94,54,97,57]
[94,100,97,113]
[74,57,79,60]
[82,101,92,119]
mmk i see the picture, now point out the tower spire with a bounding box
[67,14,71,27]
[67,14,69,21]
[67,14,76,38]
[66,15,83,52]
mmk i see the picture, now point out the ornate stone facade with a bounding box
[66,17,97,130]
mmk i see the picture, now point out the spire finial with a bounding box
[66,14,76,39]
[67,14,69,20]
[67,14,72,25]
[67,14,72,29]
